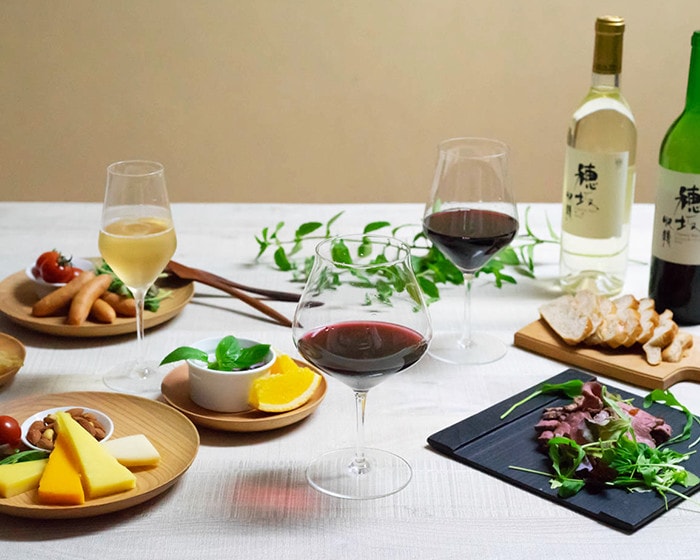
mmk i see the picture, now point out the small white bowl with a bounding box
[20,406,114,451]
[187,336,276,413]
[25,257,95,299]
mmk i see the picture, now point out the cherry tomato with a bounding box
[0,415,21,447]
[34,250,82,283]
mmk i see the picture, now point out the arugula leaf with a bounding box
[95,261,170,312]
[500,379,584,419]
[643,388,700,447]
[0,450,49,465]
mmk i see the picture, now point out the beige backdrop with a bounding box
[2,1,699,204]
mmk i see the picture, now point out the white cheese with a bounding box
[101,434,161,468]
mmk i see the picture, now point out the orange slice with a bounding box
[249,356,321,413]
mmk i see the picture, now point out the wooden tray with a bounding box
[0,270,193,337]
[0,392,199,519]
[160,362,327,432]
[514,318,700,390]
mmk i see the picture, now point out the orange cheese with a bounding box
[38,433,85,505]
[55,411,136,499]
[0,458,48,498]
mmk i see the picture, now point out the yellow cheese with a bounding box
[101,434,161,468]
[55,411,136,499]
[0,459,48,498]
[38,433,85,505]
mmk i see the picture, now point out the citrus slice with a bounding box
[249,359,322,413]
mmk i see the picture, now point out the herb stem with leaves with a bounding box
[254,207,559,303]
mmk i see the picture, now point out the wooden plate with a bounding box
[0,269,194,337]
[0,333,26,387]
[0,392,199,519]
[160,362,327,432]
[514,318,700,390]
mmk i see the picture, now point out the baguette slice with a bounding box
[539,294,594,345]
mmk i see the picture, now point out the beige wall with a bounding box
[2,1,699,204]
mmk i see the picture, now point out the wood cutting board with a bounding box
[514,318,700,390]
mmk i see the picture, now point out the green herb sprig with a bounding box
[160,335,271,371]
[0,450,49,465]
[254,207,558,303]
[95,261,172,312]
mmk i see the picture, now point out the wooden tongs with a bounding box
[165,260,299,327]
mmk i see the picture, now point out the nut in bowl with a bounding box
[161,335,276,413]
[26,256,94,299]
[21,406,114,451]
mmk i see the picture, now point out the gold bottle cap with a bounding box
[593,15,625,75]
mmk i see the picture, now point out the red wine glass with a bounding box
[423,137,518,364]
[293,234,432,499]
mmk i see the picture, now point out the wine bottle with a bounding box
[559,16,637,296]
[649,31,700,325]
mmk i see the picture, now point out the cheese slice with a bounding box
[101,434,161,468]
[0,459,49,498]
[38,433,85,505]
[55,411,136,499]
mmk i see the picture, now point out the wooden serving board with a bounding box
[514,319,700,390]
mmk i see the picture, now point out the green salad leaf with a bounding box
[95,261,171,312]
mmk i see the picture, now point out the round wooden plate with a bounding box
[160,361,327,432]
[0,333,26,387]
[0,270,194,337]
[0,392,199,519]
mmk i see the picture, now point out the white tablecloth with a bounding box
[1,202,699,560]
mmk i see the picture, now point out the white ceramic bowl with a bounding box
[187,336,276,413]
[20,406,114,451]
[25,257,95,299]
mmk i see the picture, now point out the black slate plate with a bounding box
[427,368,700,533]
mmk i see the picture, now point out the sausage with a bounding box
[32,270,96,317]
[89,298,117,324]
[100,291,137,317]
[66,274,113,325]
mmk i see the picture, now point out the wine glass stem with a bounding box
[351,390,370,475]
[459,272,474,349]
[132,287,148,376]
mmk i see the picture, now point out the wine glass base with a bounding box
[306,447,412,500]
[428,331,507,365]
[103,360,163,394]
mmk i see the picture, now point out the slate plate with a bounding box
[427,368,700,533]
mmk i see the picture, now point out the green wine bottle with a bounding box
[649,31,700,325]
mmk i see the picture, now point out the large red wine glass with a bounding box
[293,234,432,499]
[423,137,518,364]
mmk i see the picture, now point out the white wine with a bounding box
[99,216,176,290]
[559,16,637,296]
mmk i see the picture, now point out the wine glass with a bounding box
[423,137,518,365]
[293,234,432,499]
[98,160,177,393]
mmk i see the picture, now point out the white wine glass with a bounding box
[293,234,432,499]
[423,137,518,364]
[98,160,177,393]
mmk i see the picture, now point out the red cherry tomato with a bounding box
[34,250,82,283]
[0,415,21,447]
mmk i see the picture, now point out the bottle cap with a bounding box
[593,16,625,75]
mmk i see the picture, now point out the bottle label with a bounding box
[652,167,700,265]
[562,147,629,238]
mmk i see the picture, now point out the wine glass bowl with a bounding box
[98,160,177,394]
[423,137,518,365]
[293,234,432,499]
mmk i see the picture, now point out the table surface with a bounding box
[1,202,699,560]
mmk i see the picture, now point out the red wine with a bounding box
[649,258,700,325]
[423,208,518,272]
[296,321,428,391]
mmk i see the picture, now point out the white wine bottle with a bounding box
[649,31,700,325]
[559,15,637,296]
